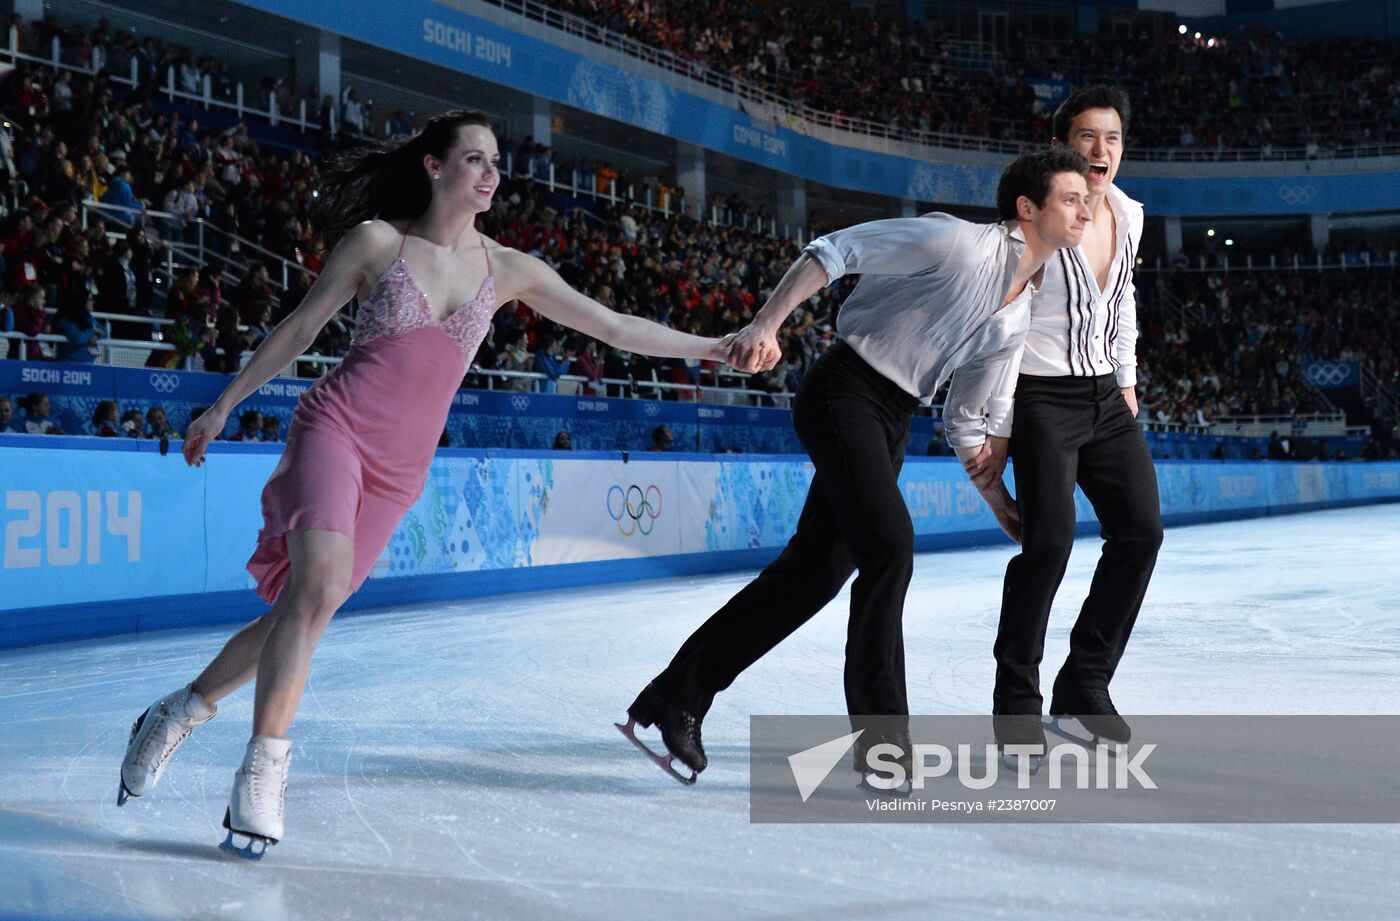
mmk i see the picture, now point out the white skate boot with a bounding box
[220,735,292,860]
[118,685,216,806]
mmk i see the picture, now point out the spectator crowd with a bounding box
[547,1,1398,153]
[1137,267,1398,429]
[0,10,1396,455]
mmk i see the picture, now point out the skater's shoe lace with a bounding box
[229,737,291,842]
[243,750,288,821]
[121,686,215,796]
[659,707,708,773]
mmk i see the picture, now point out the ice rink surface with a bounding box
[2,504,1399,920]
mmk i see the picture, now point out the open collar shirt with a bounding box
[1018,183,1144,388]
[804,213,1036,448]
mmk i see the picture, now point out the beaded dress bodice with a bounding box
[350,244,495,362]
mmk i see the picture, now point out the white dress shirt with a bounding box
[1018,183,1143,388]
[804,213,1035,448]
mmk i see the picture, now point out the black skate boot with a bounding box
[1048,679,1131,745]
[853,725,913,796]
[616,682,706,784]
[992,705,1047,777]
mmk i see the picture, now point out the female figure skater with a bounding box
[117,111,741,857]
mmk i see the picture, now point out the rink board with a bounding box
[1,436,1398,649]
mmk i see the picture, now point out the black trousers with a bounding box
[653,342,919,719]
[994,374,1164,710]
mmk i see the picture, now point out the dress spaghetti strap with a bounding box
[480,234,492,277]
[397,223,411,260]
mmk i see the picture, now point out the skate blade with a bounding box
[999,751,1045,777]
[1047,718,1130,757]
[614,719,697,786]
[127,709,149,745]
[219,809,276,860]
[857,774,912,798]
[117,707,152,807]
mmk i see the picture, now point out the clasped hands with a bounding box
[717,324,783,374]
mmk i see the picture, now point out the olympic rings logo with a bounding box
[1305,362,1353,387]
[1277,185,1317,206]
[643,403,660,417]
[511,395,530,411]
[607,484,663,536]
[149,372,180,393]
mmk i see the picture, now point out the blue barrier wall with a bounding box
[230,0,1400,217]
[3,360,1365,460]
[2,435,1397,650]
[0,360,841,453]
[0,360,941,454]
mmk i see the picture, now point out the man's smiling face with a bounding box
[1060,107,1124,194]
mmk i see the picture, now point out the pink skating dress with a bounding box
[246,234,496,603]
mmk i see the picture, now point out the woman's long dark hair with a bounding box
[317,110,493,241]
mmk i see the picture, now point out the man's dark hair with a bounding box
[995,148,1089,221]
[1052,85,1131,143]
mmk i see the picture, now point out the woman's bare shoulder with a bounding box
[482,236,529,272]
[480,233,517,258]
[349,218,405,251]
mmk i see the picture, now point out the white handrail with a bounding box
[0,27,321,135]
[6,13,1394,193]
[78,200,317,293]
[1143,252,1400,273]
[470,0,1400,163]
[3,325,796,402]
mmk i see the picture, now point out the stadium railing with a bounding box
[466,0,1400,163]
[0,326,797,407]
[11,11,1398,186]
[1143,252,1400,273]
[1210,413,1358,438]
[4,19,813,240]
[1,25,330,133]
[78,200,318,294]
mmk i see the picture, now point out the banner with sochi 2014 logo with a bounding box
[1303,361,1359,389]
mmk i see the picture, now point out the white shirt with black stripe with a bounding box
[1017,182,1143,388]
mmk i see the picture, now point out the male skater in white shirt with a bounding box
[620,149,1092,783]
[983,86,1161,751]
